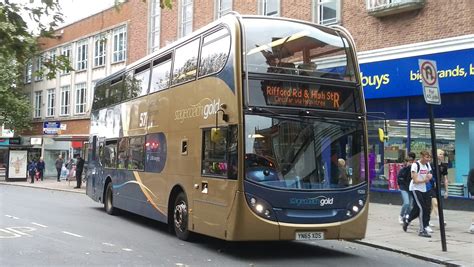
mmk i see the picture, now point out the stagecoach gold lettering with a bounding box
[174,98,221,122]
[265,85,341,109]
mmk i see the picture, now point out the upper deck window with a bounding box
[199,28,231,77]
[243,18,356,82]
[171,39,199,85]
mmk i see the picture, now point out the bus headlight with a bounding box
[245,193,276,221]
[346,198,365,218]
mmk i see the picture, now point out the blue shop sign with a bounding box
[360,48,474,99]
[43,121,61,135]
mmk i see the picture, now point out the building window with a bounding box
[46,89,55,117]
[93,35,106,67]
[179,0,193,37]
[34,91,42,118]
[60,45,72,74]
[259,0,280,16]
[60,85,70,116]
[76,39,88,71]
[75,82,87,114]
[149,0,161,53]
[216,0,232,18]
[25,60,32,83]
[34,55,43,81]
[315,0,340,25]
[113,26,127,63]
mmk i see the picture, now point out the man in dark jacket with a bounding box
[55,155,64,182]
[74,154,85,189]
[36,157,45,181]
[397,152,416,224]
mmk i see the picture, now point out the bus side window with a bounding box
[202,127,228,177]
[104,140,118,168]
[201,125,237,179]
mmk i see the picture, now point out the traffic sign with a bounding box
[418,59,441,105]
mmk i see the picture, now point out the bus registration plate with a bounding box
[295,231,324,240]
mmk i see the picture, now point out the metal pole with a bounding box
[428,104,447,251]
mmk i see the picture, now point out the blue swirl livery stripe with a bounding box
[113,173,164,214]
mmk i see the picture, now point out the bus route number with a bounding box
[139,112,148,127]
[295,231,324,241]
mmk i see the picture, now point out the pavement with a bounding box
[1,178,473,266]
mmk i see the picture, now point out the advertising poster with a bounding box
[8,150,28,179]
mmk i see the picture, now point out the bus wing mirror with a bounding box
[211,128,224,143]
[378,128,389,142]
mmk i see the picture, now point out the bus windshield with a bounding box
[243,18,356,81]
[245,114,365,190]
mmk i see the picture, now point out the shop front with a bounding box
[361,48,474,198]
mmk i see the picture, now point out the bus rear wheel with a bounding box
[173,192,191,240]
[104,182,117,215]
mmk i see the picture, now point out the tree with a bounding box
[0,0,67,132]
[0,0,172,132]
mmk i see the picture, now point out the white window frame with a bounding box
[34,91,42,118]
[25,60,32,83]
[34,55,43,81]
[113,26,127,63]
[75,83,87,115]
[60,45,72,75]
[60,85,70,116]
[179,0,193,37]
[46,88,55,117]
[149,0,161,53]
[93,35,107,67]
[259,0,280,17]
[314,0,341,25]
[215,0,232,19]
[76,39,88,71]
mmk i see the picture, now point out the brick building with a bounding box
[21,0,148,177]
[21,0,473,195]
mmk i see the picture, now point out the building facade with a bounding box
[21,0,148,177]
[21,0,473,197]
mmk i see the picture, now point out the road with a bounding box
[0,185,440,266]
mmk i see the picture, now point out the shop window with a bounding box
[201,126,237,178]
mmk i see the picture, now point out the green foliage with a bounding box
[0,0,64,132]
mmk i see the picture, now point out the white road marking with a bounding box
[0,229,21,238]
[122,248,133,252]
[102,242,115,247]
[62,231,83,238]
[5,215,19,219]
[7,227,34,236]
[31,222,47,228]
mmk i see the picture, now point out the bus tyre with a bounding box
[105,183,117,215]
[173,192,191,240]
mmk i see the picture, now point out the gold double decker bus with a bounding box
[86,13,369,241]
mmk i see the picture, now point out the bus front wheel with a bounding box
[173,192,191,240]
[104,182,117,215]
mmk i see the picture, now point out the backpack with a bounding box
[397,165,411,186]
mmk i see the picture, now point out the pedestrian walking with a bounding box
[467,168,474,234]
[402,150,433,238]
[430,149,448,227]
[74,154,85,189]
[397,152,416,224]
[36,157,45,181]
[28,160,36,184]
[55,155,64,182]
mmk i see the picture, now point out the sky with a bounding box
[17,0,116,32]
[56,0,116,26]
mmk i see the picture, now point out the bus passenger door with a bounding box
[192,126,238,239]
